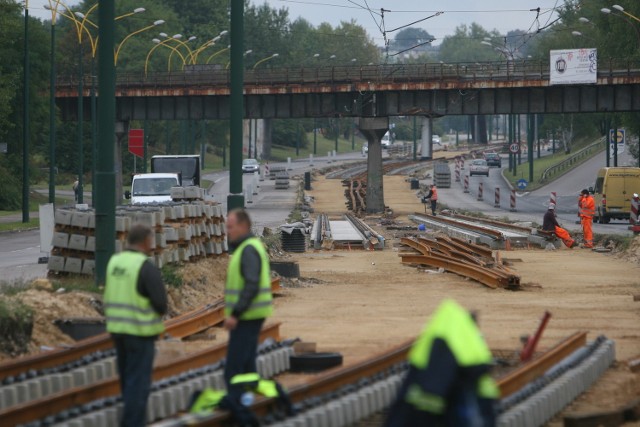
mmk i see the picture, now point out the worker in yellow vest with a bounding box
[384,299,498,426]
[224,209,273,387]
[104,224,167,427]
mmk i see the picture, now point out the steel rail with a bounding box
[416,237,487,266]
[449,236,494,259]
[0,323,282,426]
[191,332,588,426]
[414,212,506,241]
[0,278,281,381]
[444,212,533,235]
[191,339,414,426]
[497,331,587,397]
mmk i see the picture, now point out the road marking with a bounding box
[9,246,38,253]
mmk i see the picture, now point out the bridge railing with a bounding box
[54,59,640,89]
[540,138,605,183]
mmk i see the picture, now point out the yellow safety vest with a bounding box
[224,237,273,320]
[104,251,165,336]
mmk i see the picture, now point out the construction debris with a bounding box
[399,235,520,289]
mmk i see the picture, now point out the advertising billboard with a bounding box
[549,48,597,85]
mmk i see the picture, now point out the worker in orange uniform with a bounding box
[542,204,574,248]
[578,189,595,248]
[423,184,438,215]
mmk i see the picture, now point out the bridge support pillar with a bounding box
[359,117,388,213]
[420,117,433,160]
[114,121,129,205]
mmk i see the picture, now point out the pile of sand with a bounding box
[169,257,229,313]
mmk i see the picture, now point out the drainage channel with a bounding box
[22,339,296,427]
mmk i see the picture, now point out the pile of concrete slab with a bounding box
[47,201,227,276]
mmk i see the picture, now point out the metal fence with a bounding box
[56,58,640,90]
[540,139,605,183]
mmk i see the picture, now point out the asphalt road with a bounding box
[0,151,366,284]
[436,148,634,235]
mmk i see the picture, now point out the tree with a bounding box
[391,27,434,53]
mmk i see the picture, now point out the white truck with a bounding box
[125,173,180,205]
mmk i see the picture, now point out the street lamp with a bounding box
[190,30,228,64]
[205,44,231,64]
[166,35,196,71]
[612,4,640,23]
[114,19,165,65]
[144,33,183,76]
[252,53,279,70]
[45,1,63,205]
[226,49,252,69]
[601,6,640,48]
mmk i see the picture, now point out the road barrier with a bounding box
[510,189,517,212]
[309,153,314,166]
[494,187,501,208]
[463,174,470,193]
[287,157,292,170]
[265,163,270,178]
[550,191,557,207]
[540,139,604,183]
[455,167,461,182]
[327,151,332,163]
[477,182,484,201]
[630,195,640,234]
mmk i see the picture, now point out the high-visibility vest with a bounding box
[406,299,496,413]
[579,195,595,218]
[230,373,280,398]
[431,188,438,201]
[224,237,273,320]
[190,388,226,413]
[104,251,165,336]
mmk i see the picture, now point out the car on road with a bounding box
[484,152,502,167]
[381,132,391,149]
[242,158,260,174]
[432,135,441,145]
[362,144,368,156]
[469,159,490,177]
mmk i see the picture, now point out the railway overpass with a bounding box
[54,59,640,212]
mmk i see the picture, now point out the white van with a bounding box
[126,173,180,205]
[381,132,391,149]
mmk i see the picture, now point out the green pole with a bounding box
[313,118,317,155]
[48,18,56,204]
[606,120,610,167]
[412,116,417,161]
[91,57,97,203]
[22,3,30,223]
[77,43,84,204]
[517,114,521,166]
[335,119,339,153]
[223,144,226,168]
[613,124,618,167]
[95,0,116,285]
[180,121,186,154]
[528,114,534,182]
[248,119,252,159]
[165,122,171,154]
[351,120,355,150]
[143,120,148,173]
[456,130,459,147]
[296,121,300,157]
[228,0,245,210]
[201,120,206,169]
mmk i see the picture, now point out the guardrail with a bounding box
[55,58,640,90]
[540,138,605,183]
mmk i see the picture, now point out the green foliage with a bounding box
[272,120,309,149]
[392,27,434,53]
[161,264,183,288]
[0,158,22,210]
[438,24,502,63]
[0,298,33,355]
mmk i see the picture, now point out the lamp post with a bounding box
[114,19,165,65]
[165,34,196,71]
[601,7,640,48]
[22,0,30,223]
[190,30,228,64]
[226,49,252,69]
[205,45,230,64]
[144,33,183,76]
[228,0,245,211]
[45,1,62,205]
[252,53,279,70]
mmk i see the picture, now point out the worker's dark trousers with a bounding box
[431,200,437,215]
[224,318,265,387]
[112,334,156,427]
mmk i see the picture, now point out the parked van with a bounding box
[125,173,180,205]
[590,167,640,223]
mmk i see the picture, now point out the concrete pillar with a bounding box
[262,118,272,160]
[420,117,433,160]
[359,117,388,213]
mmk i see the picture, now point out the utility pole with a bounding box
[528,114,534,183]
[228,0,245,210]
[313,118,317,155]
[412,116,417,161]
[77,43,84,204]
[48,7,56,205]
[95,0,116,284]
[22,0,30,223]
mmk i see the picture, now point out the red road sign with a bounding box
[509,143,520,154]
[128,129,144,158]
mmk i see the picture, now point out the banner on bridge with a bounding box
[549,48,597,85]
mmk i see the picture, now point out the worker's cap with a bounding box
[548,203,556,210]
[581,189,590,195]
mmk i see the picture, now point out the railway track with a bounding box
[158,332,606,427]
[0,277,281,385]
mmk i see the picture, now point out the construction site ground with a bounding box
[1,171,640,424]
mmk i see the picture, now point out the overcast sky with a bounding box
[28,0,562,46]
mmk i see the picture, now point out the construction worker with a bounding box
[104,224,167,427]
[384,299,498,427]
[423,184,438,215]
[579,189,595,248]
[224,209,273,387]
[542,203,575,248]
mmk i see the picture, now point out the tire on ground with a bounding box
[289,352,343,373]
